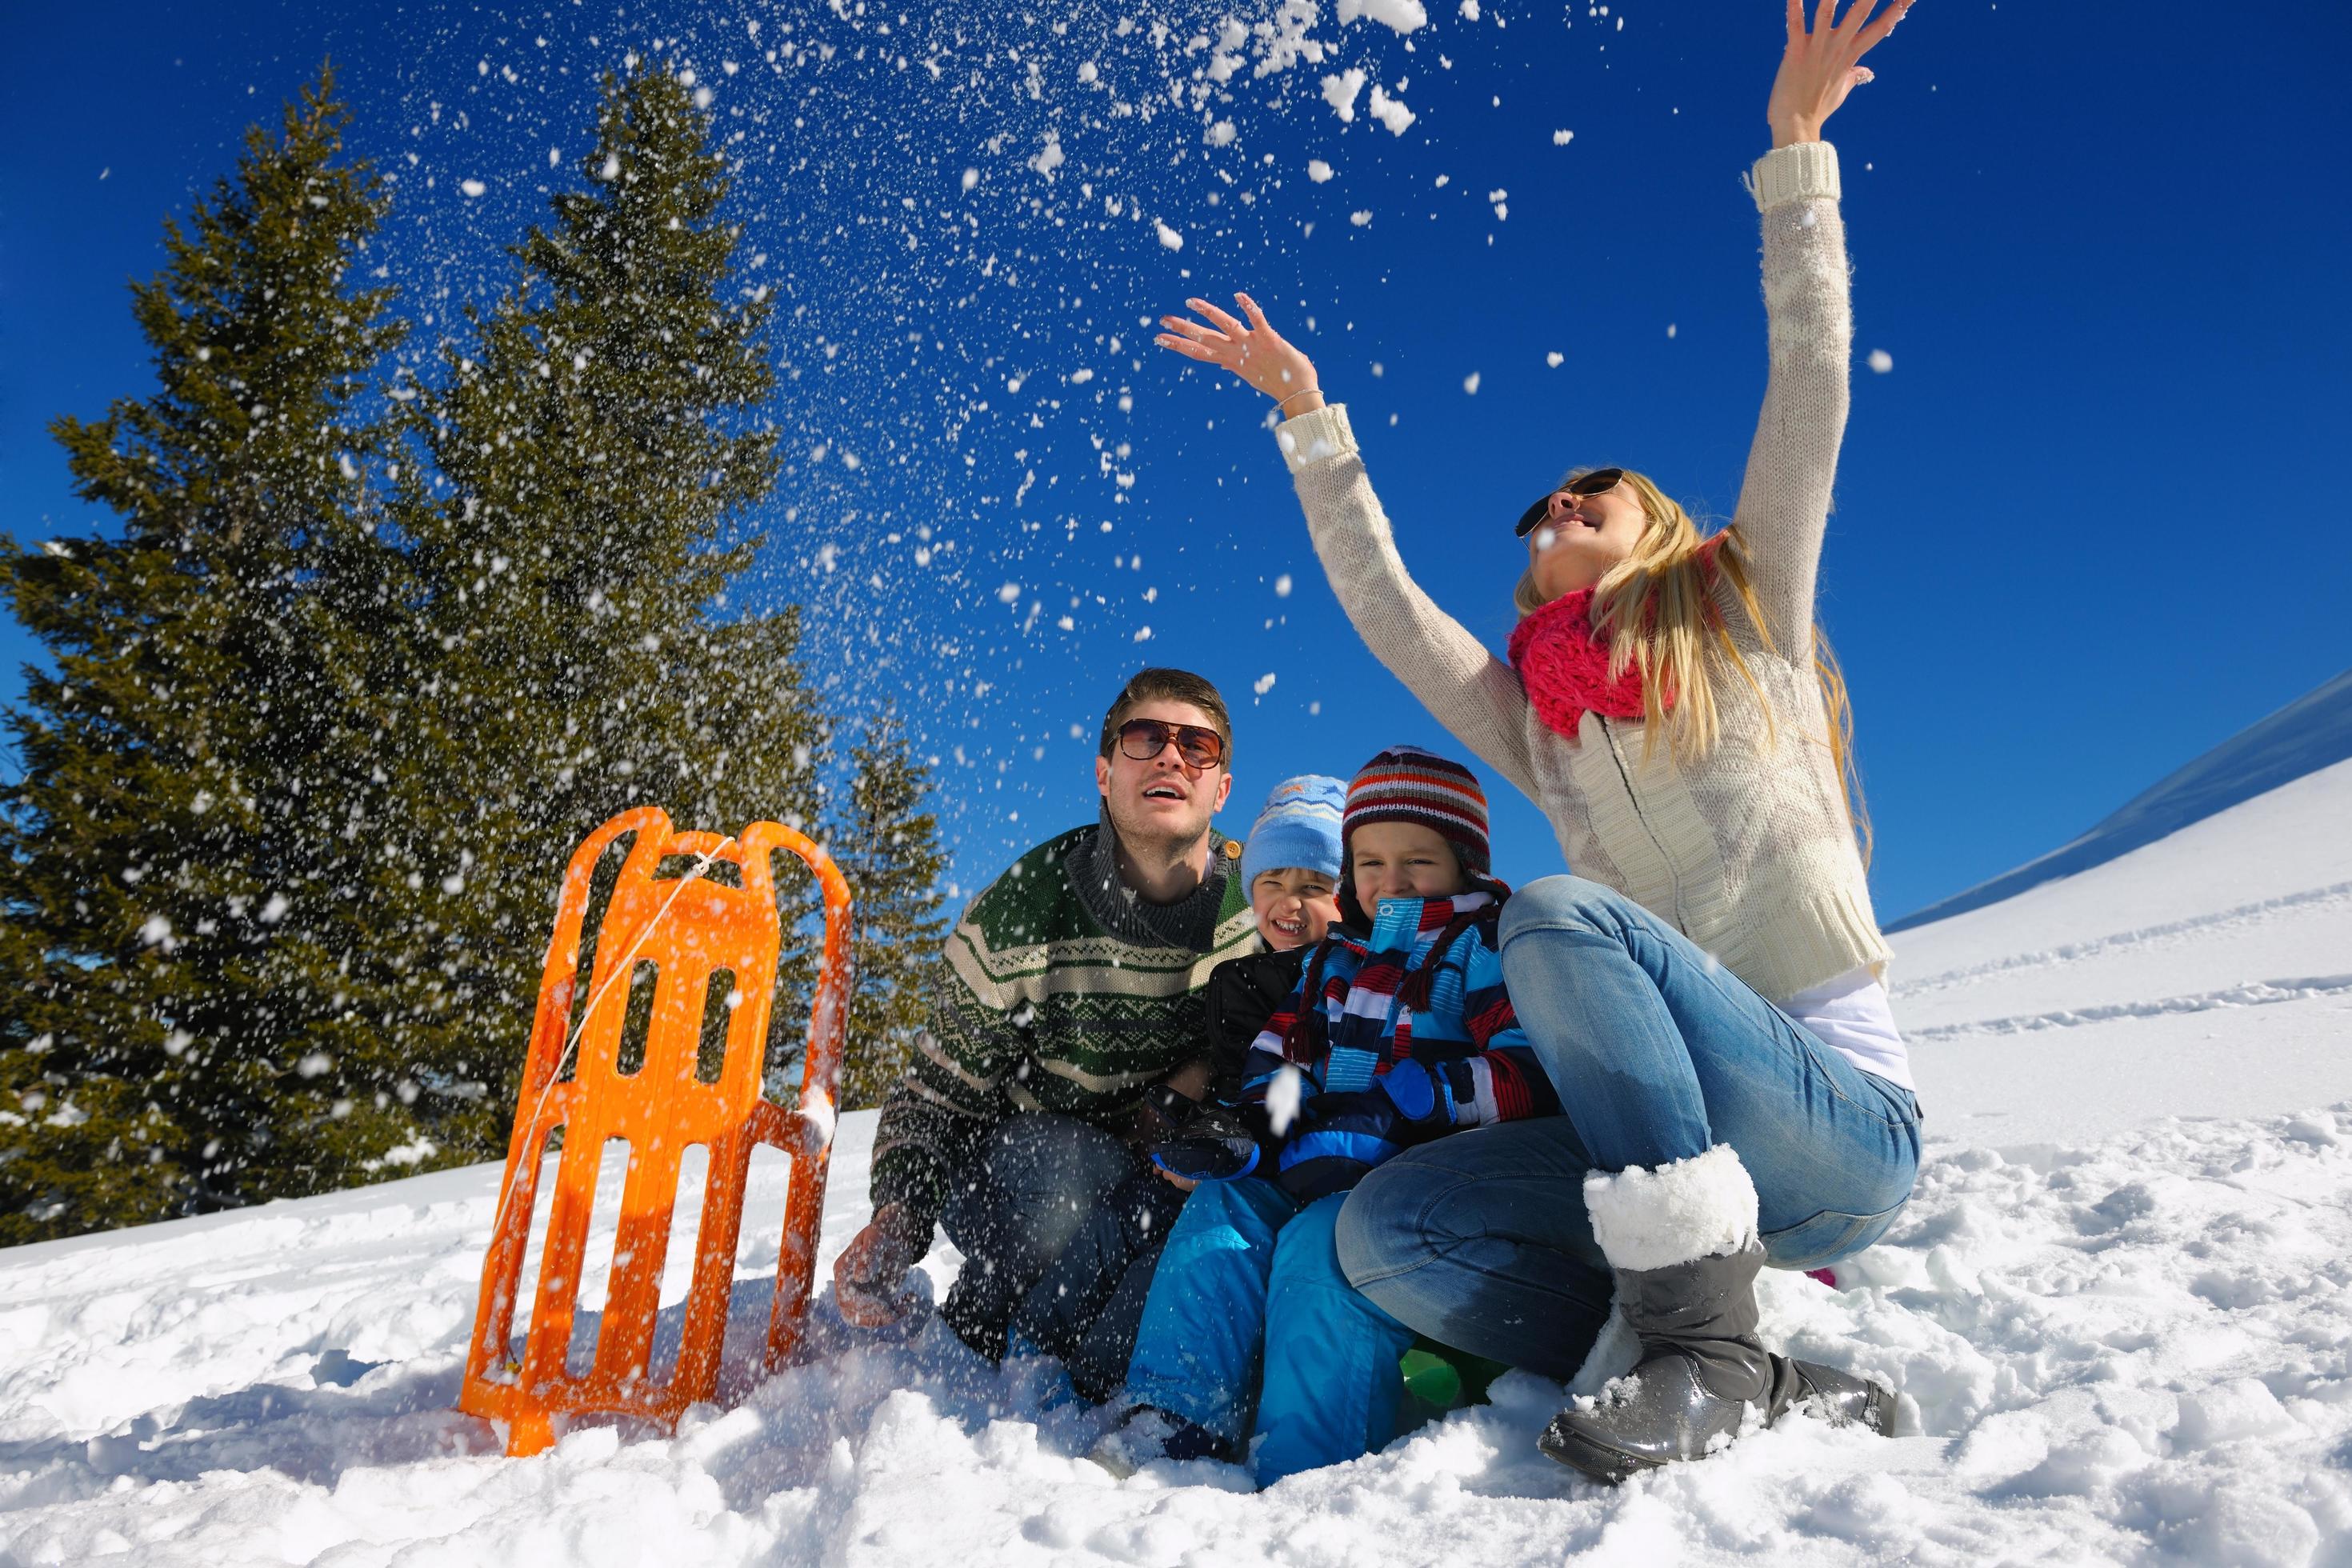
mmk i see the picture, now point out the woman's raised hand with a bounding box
[1156,293,1326,418]
[1767,0,1916,148]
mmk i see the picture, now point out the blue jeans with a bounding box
[939,1114,1142,1360]
[1334,875,1921,1378]
[1123,1180,1417,1486]
[1006,1166,1188,1402]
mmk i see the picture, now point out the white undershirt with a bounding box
[1782,965,1915,1093]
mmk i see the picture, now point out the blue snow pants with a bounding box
[1121,1178,1418,1486]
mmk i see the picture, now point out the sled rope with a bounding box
[484,833,738,1257]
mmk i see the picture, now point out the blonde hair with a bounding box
[1513,469,1871,863]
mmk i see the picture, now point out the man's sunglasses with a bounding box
[1514,468,1626,538]
[1117,718,1227,770]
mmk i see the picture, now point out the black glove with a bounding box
[1134,1079,1206,1138]
[1150,1106,1266,1182]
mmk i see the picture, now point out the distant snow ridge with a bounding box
[1892,667,2352,930]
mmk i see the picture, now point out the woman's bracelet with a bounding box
[1275,387,1323,414]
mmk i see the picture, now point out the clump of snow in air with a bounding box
[1132,625,1153,642]
[1462,370,1482,394]
[1274,573,1294,597]
[1322,68,1369,122]
[1489,188,1508,220]
[994,582,1022,605]
[1154,219,1185,251]
[1029,131,1065,181]
[1367,85,1417,137]
[1668,322,1678,338]
[1350,210,1374,227]
[1307,158,1335,183]
[1546,350,1564,367]
[1266,1063,1306,1134]
[1553,129,1575,146]
[1461,0,1482,17]
[1338,0,1430,32]
[1869,348,1895,373]
[458,178,486,198]
[1254,673,1278,695]
[959,167,979,191]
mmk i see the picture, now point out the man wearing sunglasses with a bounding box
[834,668,1258,1371]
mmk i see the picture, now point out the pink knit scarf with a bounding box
[1506,588,1651,738]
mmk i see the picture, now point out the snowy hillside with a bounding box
[3,1097,2349,1565]
[1892,754,2352,1156]
[1891,669,2352,930]
[6,760,2352,1562]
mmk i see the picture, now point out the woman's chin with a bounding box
[1531,566,1600,602]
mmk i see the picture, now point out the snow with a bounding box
[1366,85,1417,137]
[6,726,2352,1562]
[1320,67,1368,122]
[1894,670,2352,930]
[1336,0,1431,35]
[1892,754,2352,1157]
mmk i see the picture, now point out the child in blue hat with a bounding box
[1002,776,1346,1400]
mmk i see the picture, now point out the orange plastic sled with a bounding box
[458,806,854,1457]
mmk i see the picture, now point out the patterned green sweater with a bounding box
[870,814,1258,1235]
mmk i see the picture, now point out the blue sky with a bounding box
[4,0,2347,922]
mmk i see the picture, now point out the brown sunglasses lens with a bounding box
[1119,719,1225,768]
[1513,469,1626,538]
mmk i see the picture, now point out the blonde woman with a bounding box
[1154,0,1919,1482]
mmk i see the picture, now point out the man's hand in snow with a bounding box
[832,1202,928,1328]
[1155,294,1325,418]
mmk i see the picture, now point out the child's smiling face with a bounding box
[1348,821,1466,910]
[1250,867,1341,951]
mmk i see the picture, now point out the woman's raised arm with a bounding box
[1158,296,1538,802]
[1733,0,1914,649]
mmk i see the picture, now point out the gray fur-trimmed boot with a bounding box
[1538,1146,1896,1485]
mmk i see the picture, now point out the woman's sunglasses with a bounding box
[1117,718,1227,770]
[1514,468,1626,538]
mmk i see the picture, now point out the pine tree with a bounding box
[826,713,949,1110]
[0,70,412,1242]
[379,60,827,1150]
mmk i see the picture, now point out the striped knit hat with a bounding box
[1339,745,1504,923]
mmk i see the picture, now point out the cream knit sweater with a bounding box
[1276,140,1890,1006]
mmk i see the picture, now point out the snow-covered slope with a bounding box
[1890,668,2352,930]
[6,729,2352,1563]
[6,1102,2352,1565]
[1891,755,2352,1155]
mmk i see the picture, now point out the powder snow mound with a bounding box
[6,1102,2352,1562]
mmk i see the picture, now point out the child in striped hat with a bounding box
[1093,745,1561,1486]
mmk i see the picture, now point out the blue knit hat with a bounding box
[1239,774,1346,890]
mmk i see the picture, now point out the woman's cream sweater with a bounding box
[1276,140,1890,1007]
